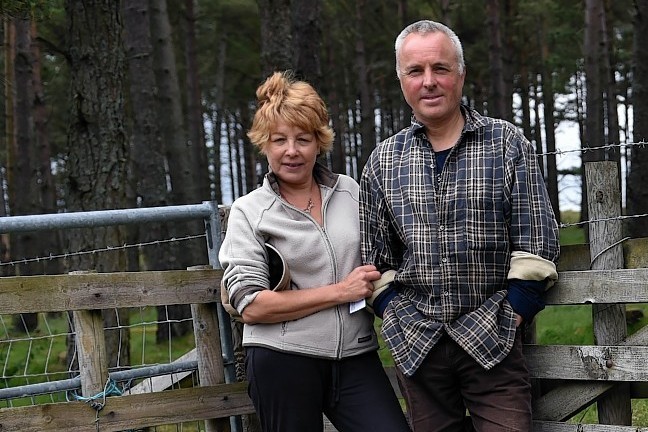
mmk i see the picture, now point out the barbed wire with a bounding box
[0,233,206,268]
[539,140,647,158]
[559,212,648,229]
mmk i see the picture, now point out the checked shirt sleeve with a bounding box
[504,126,560,318]
[359,149,402,273]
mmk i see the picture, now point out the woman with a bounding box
[219,71,410,432]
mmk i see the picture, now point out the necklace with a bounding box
[303,197,314,213]
[281,182,316,213]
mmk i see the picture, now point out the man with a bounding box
[360,20,560,432]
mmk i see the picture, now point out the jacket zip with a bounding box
[278,179,346,358]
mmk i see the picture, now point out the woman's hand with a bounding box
[335,265,381,303]
[242,264,380,324]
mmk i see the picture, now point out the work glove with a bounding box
[366,269,397,318]
[220,243,291,322]
[266,243,290,292]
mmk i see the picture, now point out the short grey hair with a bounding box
[395,20,465,78]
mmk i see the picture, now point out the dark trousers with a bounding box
[245,346,411,432]
[396,332,531,432]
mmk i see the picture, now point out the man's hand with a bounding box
[515,313,523,327]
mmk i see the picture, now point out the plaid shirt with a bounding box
[359,106,559,376]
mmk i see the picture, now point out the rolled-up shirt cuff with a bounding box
[508,251,558,288]
[373,286,397,318]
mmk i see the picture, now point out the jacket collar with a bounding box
[267,161,338,196]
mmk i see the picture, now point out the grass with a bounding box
[559,209,585,245]
[1,307,196,407]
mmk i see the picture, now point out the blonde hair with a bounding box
[247,71,334,154]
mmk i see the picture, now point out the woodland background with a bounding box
[1,0,648,354]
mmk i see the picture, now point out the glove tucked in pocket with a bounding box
[220,243,291,321]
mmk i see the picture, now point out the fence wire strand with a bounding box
[0,233,206,267]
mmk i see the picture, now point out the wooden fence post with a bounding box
[189,265,230,432]
[70,270,110,408]
[585,161,632,425]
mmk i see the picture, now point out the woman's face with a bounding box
[265,120,319,187]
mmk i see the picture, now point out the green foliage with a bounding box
[536,305,593,345]
[0,0,52,20]
[560,226,586,245]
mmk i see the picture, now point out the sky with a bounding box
[553,104,631,213]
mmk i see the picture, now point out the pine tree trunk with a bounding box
[628,0,648,237]
[65,0,130,368]
[2,18,15,279]
[123,0,174,272]
[486,0,507,119]
[354,0,375,175]
[31,21,62,276]
[150,0,206,273]
[184,0,210,201]
[292,0,322,88]
[256,0,292,77]
[11,17,41,332]
[584,0,606,161]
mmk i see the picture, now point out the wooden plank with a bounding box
[530,326,648,421]
[626,325,648,346]
[191,307,225,386]
[533,421,648,431]
[325,417,648,431]
[544,268,648,305]
[324,416,337,432]
[525,344,648,381]
[0,384,254,432]
[7,265,648,312]
[128,349,197,394]
[532,382,613,421]
[0,269,223,313]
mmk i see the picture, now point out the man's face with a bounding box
[397,32,465,126]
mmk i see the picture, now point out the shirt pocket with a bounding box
[464,195,509,253]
